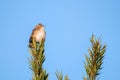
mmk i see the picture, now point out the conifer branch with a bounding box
[28,39,48,80]
[28,25,106,80]
[56,71,69,80]
[83,35,106,80]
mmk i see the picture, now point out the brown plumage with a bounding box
[29,24,46,48]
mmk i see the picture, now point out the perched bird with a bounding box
[29,24,46,48]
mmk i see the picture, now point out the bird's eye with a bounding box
[29,37,33,43]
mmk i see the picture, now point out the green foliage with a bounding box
[28,29,106,80]
[83,35,106,80]
[28,39,48,80]
[56,71,69,80]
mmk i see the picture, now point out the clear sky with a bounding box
[0,0,120,80]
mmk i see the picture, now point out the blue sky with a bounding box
[0,0,120,80]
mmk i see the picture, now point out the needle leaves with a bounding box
[28,39,48,80]
[83,35,106,80]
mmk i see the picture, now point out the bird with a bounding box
[29,24,46,48]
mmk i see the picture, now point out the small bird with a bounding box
[29,24,46,48]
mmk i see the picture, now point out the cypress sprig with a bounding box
[83,35,106,80]
[28,39,48,80]
[56,71,69,80]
